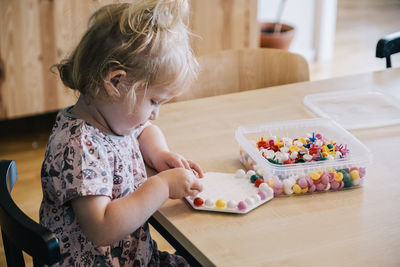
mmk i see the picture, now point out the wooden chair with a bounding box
[376,31,400,68]
[0,160,60,267]
[172,48,310,102]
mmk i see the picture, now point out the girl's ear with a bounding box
[104,70,127,97]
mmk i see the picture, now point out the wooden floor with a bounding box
[1,0,399,265]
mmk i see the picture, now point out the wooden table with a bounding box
[152,68,400,266]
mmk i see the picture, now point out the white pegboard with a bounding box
[185,172,274,214]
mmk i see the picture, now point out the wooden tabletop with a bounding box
[152,68,400,266]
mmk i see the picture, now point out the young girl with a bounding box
[39,1,203,266]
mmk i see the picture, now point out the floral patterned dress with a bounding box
[39,107,188,267]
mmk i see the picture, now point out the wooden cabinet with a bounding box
[0,0,115,119]
[0,0,258,119]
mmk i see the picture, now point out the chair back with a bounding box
[0,160,60,267]
[376,31,400,68]
[172,48,310,102]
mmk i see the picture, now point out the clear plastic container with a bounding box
[235,118,372,196]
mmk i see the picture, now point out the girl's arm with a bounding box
[138,124,170,165]
[71,167,202,246]
[138,124,204,177]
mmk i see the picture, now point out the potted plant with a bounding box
[260,0,295,50]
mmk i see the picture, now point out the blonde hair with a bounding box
[56,0,198,100]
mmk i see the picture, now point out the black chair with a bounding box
[376,31,400,68]
[0,160,60,266]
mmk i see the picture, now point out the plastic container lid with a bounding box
[303,90,400,130]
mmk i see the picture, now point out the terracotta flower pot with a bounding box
[260,22,295,50]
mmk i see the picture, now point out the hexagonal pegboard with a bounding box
[185,172,274,214]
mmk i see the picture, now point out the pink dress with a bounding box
[39,107,188,267]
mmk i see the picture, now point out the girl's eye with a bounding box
[151,99,158,106]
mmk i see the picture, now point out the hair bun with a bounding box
[56,60,76,90]
[121,0,189,41]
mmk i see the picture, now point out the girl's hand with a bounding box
[157,168,203,199]
[152,151,204,178]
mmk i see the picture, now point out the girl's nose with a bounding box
[149,107,159,120]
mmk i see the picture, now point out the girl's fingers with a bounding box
[188,160,204,178]
[188,190,200,198]
[168,160,183,169]
[190,178,203,193]
[163,154,204,180]
[181,159,191,170]
[166,154,185,169]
